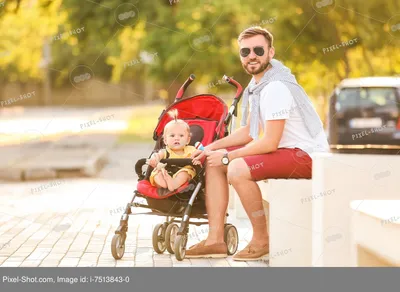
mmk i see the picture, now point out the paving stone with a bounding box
[81,253,100,259]
[246,260,269,267]
[21,260,42,267]
[209,258,230,267]
[172,263,192,267]
[58,258,80,267]
[116,260,135,267]
[39,260,60,267]
[1,261,22,267]
[13,252,35,258]
[0,136,261,268]
[0,256,8,263]
[45,254,65,261]
[134,262,153,267]
[154,262,173,267]
[226,258,250,267]
[65,251,84,258]
[189,259,212,267]
[77,262,97,267]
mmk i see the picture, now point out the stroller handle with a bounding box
[175,74,196,101]
[223,75,244,125]
[223,75,243,100]
[160,158,196,167]
[159,158,203,176]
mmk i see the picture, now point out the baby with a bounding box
[148,109,201,191]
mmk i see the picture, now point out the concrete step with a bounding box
[0,136,109,181]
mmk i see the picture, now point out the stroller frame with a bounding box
[111,74,244,261]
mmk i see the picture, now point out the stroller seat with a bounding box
[137,180,192,199]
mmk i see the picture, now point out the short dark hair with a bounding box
[238,26,274,47]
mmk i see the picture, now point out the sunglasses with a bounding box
[240,46,265,57]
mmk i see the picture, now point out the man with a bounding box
[187,27,329,261]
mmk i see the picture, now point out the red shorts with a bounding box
[226,146,312,181]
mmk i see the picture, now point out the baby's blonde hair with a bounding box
[164,109,190,135]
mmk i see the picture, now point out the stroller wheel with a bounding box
[224,224,239,255]
[111,234,126,259]
[174,234,188,261]
[152,223,167,254]
[165,224,179,254]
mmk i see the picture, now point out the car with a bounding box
[328,77,400,154]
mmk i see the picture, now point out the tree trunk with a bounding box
[334,66,343,81]
[362,46,374,76]
[343,50,351,78]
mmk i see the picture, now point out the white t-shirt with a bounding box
[249,81,330,156]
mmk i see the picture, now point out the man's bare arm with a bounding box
[207,116,253,150]
[228,119,285,159]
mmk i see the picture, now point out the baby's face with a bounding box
[164,124,190,150]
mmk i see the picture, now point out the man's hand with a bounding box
[192,159,202,166]
[205,150,226,167]
[191,146,212,165]
[190,149,204,160]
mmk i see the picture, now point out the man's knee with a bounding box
[205,160,226,177]
[227,158,250,184]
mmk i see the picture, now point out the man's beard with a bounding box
[242,58,270,75]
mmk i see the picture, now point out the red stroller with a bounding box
[111,74,244,261]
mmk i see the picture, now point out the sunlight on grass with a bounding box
[118,105,165,143]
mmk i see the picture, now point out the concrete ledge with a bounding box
[350,200,400,267]
[0,168,22,181]
[230,153,400,267]
[265,179,312,267]
[312,153,400,267]
[232,179,313,266]
[24,169,57,180]
[0,147,108,181]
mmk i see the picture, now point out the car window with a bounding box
[337,87,397,110]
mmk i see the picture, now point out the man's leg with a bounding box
[185,161,229,258]
[227,158,269,247]
[204,162,228,245]
[226,148,312,260]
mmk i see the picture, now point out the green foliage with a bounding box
[1,0,399,101]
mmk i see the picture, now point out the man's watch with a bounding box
[221,152,230,165]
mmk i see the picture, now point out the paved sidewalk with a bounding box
[0,143,269,267]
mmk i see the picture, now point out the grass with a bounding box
[117,104,165,144]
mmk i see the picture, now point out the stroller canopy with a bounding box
[153,94,228,142]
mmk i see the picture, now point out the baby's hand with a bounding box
[192,159,202,166]
[147,153,160,168]
[156,162,167,170]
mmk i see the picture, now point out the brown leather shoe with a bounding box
[185,241,228,258]
[233,242,269,261]
[188,240,206,250]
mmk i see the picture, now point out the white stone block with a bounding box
[312,153,400,267]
